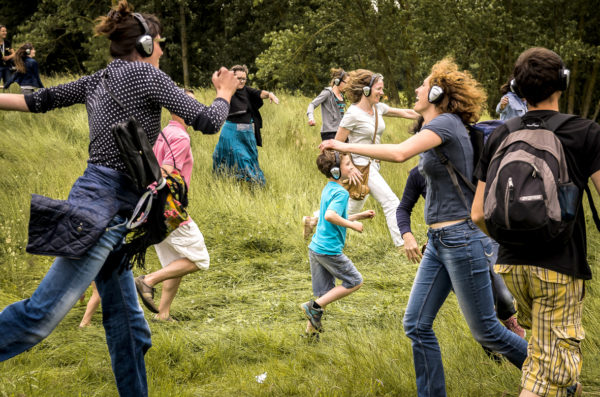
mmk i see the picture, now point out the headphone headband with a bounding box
[133,13,154,57]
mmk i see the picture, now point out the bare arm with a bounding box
[385,107,420,119]
[348,210,375,222]
[321,129,442,163]
[0,94,29,112]
[334,126,350,142]
[325,209,363,232]
[260,90,279,104]
[471,181,488,235]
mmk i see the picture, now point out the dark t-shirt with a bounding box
[474,110,600,279]
[227,86,262,124]
[0,39,13,67]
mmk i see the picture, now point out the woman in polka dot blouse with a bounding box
[0,1,237,396]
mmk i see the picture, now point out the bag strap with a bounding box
[434,146,475,212]
[102,70,178,171]
[584,184,600,232]
[372,105,378,144]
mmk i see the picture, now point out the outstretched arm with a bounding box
[0,94,29,111]
[321,129,442,163]
[260,90,279,104]
[385,107,420,119]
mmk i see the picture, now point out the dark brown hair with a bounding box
[94,0,162,61]
[316,150,339,179]
[14,42,33,74]
[513,47,565,106]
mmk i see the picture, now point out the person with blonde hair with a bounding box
[322,58,527,397]
[334,69,419,248]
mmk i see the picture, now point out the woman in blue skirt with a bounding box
[212,64,279,184]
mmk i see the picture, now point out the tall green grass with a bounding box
[1,76,600,396]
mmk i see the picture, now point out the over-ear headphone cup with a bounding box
[510,79,522,98]
[363,86,371,97]
[137,35,153,57]
[331,167,341,180]
[334,78,340,86]
[428,85,444,104]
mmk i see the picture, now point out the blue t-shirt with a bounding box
[309,181,349,255]
[420,113,473,225]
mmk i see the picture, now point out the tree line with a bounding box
[2,0,599,119]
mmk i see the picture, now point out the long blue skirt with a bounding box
[212,121,266,185]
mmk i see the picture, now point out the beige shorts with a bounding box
[154,220,210,270]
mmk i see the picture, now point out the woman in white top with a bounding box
[335,69,419,248]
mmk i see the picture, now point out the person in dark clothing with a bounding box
[4,42,44,94]
[0,2,237,395]
[212,64,279,185]
[0,25,15,87]
[472,47,600,397]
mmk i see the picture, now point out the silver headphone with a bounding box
[428,85,444,104]
[133,13,154,57]
[363,73,383,97]
[330,151,341,180]
[334,70,346,86]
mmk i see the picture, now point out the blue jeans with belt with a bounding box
[0,164,152,396]
[403,220,528,397]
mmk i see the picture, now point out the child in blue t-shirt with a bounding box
[300,150,375,335]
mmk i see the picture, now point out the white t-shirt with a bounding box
[339,102,390,165]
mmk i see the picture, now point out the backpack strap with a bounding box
[584,184,600,232]
[434,147,475,213]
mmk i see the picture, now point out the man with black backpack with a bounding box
[472,47,600,397]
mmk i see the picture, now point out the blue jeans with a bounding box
[403,220,528,397]
[0,215,152,396]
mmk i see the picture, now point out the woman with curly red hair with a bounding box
[322,58,528,397]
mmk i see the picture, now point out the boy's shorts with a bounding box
[308,248,363,297]
[154,220,210,270]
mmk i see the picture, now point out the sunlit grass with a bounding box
[1,76,599,396]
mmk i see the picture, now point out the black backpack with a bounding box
[483,114,583,247]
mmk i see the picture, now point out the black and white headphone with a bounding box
[133,13,154,57]
[510,65,571,97]
[363,73,382,97]
[428,84,444,104]
[25,48,31,55]
[334,70,346,86]
[330,151,341,180]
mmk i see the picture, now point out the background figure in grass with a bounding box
[495,76,527,120]
[307,67,348,141]
[212,64,279,185]
[334,69,420,249]
[135,89,211,323]
[0,25,15,87]
[4,42,43,94]
[0,1,238,396]
[321,58,528,397]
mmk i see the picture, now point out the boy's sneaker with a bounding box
[300,300,323,332]
[302,216,316,240]
[501,315,526,339]
[566,382,582,397]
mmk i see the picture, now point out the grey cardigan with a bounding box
[306,87,345,133]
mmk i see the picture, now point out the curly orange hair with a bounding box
[429,58,487,124]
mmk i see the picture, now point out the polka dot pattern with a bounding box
[28,59,229,172]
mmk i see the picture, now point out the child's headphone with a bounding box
[330,151,341,180]
[334,70,346,86]
[133,13,154,57]
[428,84,444,104]
[510,65,571,98]
[363,73,382,97]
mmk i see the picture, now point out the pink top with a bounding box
[153,120,194,225]
[153,120,194,185]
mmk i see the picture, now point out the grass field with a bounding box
[1,76,600,396]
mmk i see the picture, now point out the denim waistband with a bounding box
[428,219,478,236]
